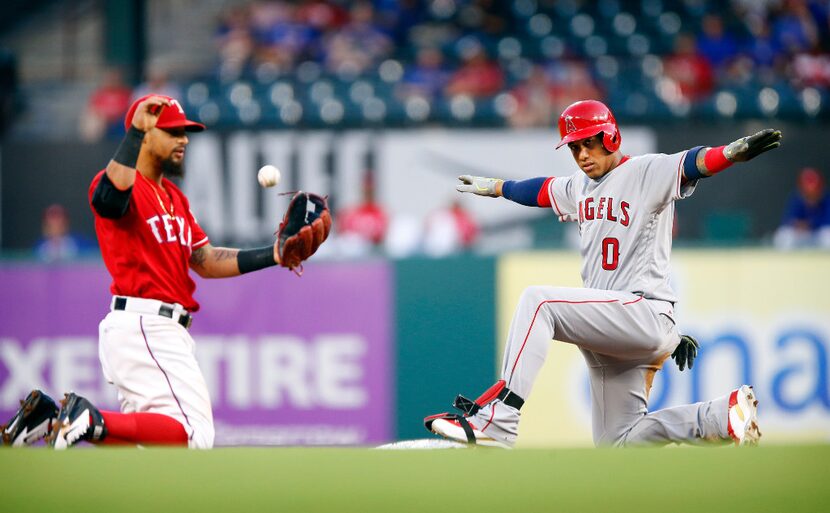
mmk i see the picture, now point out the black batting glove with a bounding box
[671,334,700,372]
[724,128,783,162]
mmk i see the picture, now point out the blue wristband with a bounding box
[683,146,706,181]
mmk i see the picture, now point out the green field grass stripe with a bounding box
[1,445,828,513]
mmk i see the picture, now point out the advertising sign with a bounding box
[497,250,830,447]
[0,263,392,446]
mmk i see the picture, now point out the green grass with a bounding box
[2,445,828,513]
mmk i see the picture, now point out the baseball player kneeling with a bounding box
[425,100,779,448]
[1,95,331,449]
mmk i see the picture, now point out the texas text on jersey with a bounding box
[89,169,208,312]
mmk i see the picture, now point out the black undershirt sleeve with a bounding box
[91,172,132,219]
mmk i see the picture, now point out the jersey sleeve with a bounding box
[547,174,579,223]
[640,151,698,211]
[189,210,209,249]
[170,181,210,249]
[182,197,209,249]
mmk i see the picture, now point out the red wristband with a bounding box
[703,145,733,175]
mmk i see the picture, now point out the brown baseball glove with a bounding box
[276,191,332,275]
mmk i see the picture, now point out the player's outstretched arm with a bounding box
[189,244,280,278]
[190,191,332,278]
[458,175,556,209]
[685,129,783,181]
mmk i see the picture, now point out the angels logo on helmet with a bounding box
[564,115,578,134]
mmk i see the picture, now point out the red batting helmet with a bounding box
[555,100,621,152]
[124,94,205,133]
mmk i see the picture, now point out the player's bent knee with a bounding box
[189,432,214,449]
[520,285,558,305]
[519,286,580,317]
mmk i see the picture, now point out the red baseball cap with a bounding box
[124,94,205,132]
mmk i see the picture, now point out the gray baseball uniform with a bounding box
[468,151,732,447]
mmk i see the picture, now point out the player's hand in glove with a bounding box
[276,191,332,276]
[724,128,782,162]
[456,175,503,197]
[671,334,700,372]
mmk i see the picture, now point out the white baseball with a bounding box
[257,165,281,188]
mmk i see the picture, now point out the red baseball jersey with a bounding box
[89,170,209,311]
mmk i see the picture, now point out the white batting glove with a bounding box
[456,175,503,197]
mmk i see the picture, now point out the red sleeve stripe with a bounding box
[192,237,210,249]
[548,177,565,218]
[537,177,554,208]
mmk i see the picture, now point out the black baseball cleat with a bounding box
[1,390,59,447]
[49,393,108,450]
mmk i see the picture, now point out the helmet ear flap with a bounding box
[602,129,621,152]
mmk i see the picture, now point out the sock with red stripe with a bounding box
[99,411,188,446]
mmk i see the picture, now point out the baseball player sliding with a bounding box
[425,100,782,448]
[1,95,330,449]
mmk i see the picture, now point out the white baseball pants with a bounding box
[98,298,214,448]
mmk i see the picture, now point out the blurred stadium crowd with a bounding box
[1,0,829,258]
[44,0,830,135]
[193,0,830,128]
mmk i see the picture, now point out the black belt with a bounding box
[113,296,193,329]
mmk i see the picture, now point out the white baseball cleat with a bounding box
[424,380,523,449]
[424,413,514,449]
[727,385,761,446]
